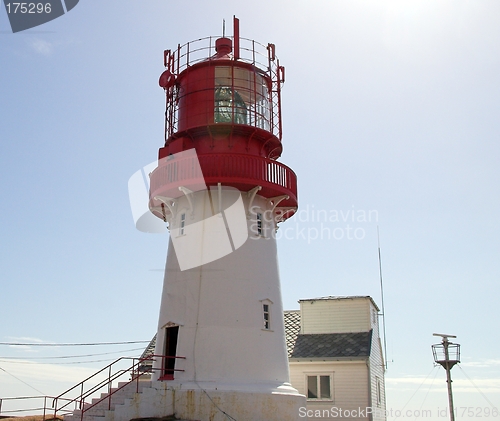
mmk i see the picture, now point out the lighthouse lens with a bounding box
[214,66,270,130]
[215,86,247,124]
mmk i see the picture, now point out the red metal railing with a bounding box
[162,35,284,141]
[0,395,72,419]
[51,356,147,420]
[154,354,187,381]
[0,354,182,421]
[149,153,298,209]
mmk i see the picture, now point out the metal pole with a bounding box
[443,338,455,421]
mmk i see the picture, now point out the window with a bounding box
[257,212,263,236]
[376,376,382,406]
[214,86,247,124]
[213,66,270,130]
[179,213,186,235]
[260,299,273,330]
[307,374,333,401]
[263,303,270,329]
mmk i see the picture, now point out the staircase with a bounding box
[64,380,209,421]
[49,355,198,421]
[63,381,152,421]
[45,356,155,421]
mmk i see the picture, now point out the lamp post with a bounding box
[432,333,461,421]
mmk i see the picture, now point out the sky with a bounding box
[1,1,499,419]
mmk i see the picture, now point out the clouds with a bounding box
[386,361,500,398]
[386,375,500,392]
[461,359,500,368]
[29,38,53,56]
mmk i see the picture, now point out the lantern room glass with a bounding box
[214,66,270,130]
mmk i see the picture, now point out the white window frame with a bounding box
[256,212,263,236]
[260,299,273,331]
[376,376,382,406]
[305,373,334,402]
[179,212,186,236]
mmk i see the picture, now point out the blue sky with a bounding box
[1,1,499,419]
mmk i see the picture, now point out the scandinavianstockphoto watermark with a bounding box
[299,406,499,418]
[250,204,379,243]
[128,150,379,270]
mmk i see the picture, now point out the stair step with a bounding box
[65,380,156,421]
[84,408,105,417]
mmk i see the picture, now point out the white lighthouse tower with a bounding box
[148,18,305,420]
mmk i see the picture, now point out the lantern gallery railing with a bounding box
[149,153,298,209]
[169,36,272,75]
[162,35,284,141]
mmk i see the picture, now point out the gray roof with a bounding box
[284,310,301,357]
[290,330,373,360]
[140,334,157,360]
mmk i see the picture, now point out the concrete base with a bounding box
[111,381,306,421]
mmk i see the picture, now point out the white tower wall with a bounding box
[153,188,298,393]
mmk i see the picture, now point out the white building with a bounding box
[285,296,387,421]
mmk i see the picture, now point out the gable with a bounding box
[300,297,376,334]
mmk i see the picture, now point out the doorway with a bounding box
[162,325,179,380]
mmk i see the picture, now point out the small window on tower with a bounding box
[263,304,270,329]
[257,212,263,236]
[260,299,273,331]
[179,213,186,236]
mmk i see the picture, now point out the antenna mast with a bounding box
[377,226,389,370]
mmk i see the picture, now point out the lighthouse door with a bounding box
[162,325,179,379]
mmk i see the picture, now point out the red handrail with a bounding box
[149,153,298,209]
[0,395,74,419]
[0,355,171,421]
[0,353,187,421]
[52,356,154,421]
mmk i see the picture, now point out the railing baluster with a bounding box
[151,152,296,213]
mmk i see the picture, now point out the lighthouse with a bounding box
[148,18,305,420]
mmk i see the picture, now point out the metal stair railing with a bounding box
[0,395,74,419]
[0,354,186,421]
[50,355,155,421]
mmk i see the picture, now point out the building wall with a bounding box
[289,360,370,420]
[363,298,386,421]
[300,298,372,334]
[292,297,387,421]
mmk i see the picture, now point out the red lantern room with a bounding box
[149,17,297,222]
